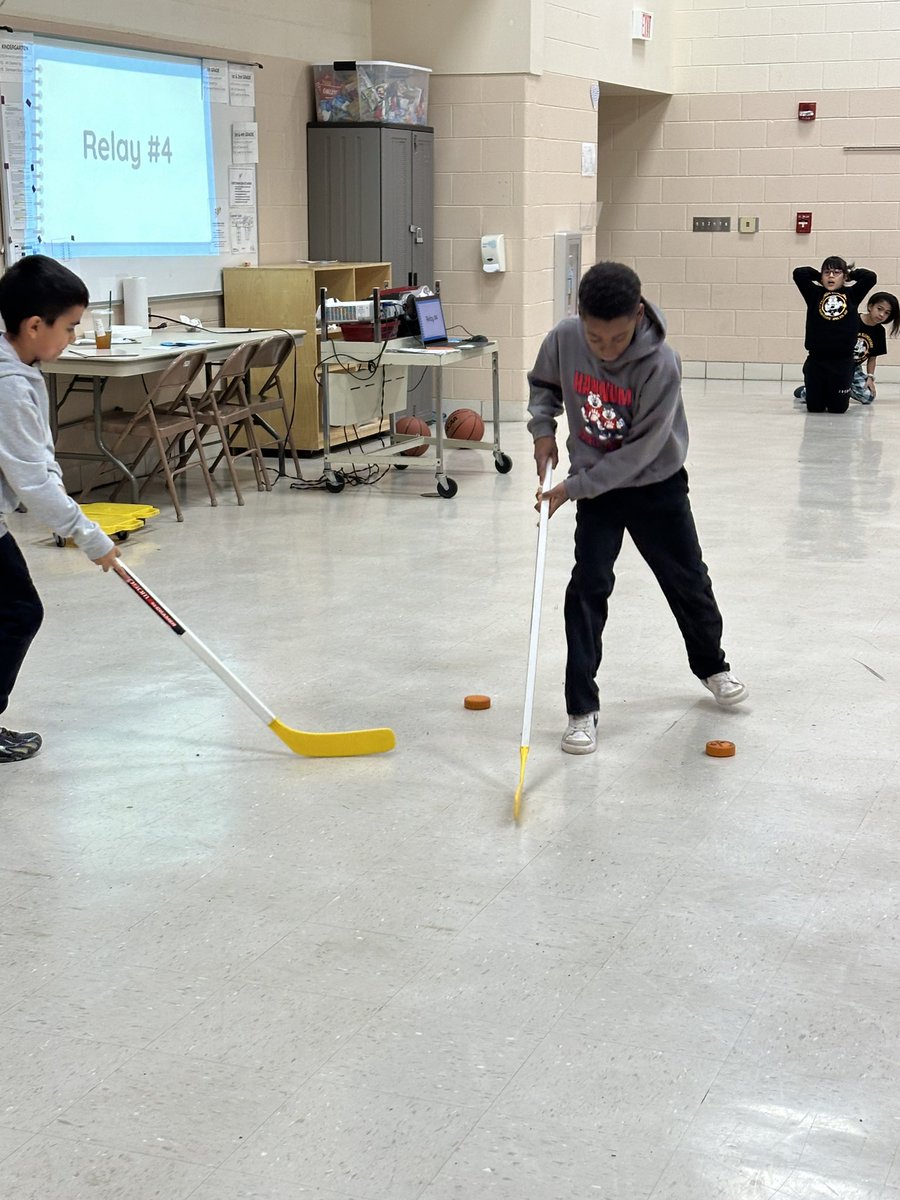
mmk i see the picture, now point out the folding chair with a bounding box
[183,341,269,505]
[78,349,215,522]
[243,334,301,478]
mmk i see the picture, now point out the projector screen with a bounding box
[33,45,215,255]
[0,35,258,299]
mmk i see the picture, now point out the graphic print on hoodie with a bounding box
[575,372,631,450]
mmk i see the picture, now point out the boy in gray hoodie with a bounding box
[0,256,120,763]
[527,261,746,755]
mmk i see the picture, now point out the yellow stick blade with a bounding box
[268,719,396,758]
[513,745,529,822]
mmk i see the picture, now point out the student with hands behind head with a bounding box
[0,255,120,764]
[528,261,746,757]
[792,256,877,413]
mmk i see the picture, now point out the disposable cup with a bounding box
[92,315,112,350]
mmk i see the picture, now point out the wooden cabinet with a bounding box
[223,261,391,452]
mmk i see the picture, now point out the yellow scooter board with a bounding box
[54,502,160,546]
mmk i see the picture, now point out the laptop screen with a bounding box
[415,295,448,345]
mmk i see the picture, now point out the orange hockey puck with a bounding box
[705,740,735,758]
[464,694,491,710]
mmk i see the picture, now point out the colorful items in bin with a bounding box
[312,61,431,126]
[53,503,160,547]
[313,63,358,121]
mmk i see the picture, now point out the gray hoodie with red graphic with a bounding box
[526,299,689,501]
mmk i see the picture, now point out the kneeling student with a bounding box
[792,256,877,413]
[851,291,900,405]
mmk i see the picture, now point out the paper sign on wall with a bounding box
[230,211,257,255]
[202,59,229,103]
[0,97,26,233]
[228,63,255,107]
[228,166,256,208]
[212,206,228,253]
[0,40,27,81]
[231,122,259,164]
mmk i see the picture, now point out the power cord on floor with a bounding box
[289,423,392,491]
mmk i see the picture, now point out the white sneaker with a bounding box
[703,671,748,707]
[561,712,599,755]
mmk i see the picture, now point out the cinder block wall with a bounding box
[596,3,900,384]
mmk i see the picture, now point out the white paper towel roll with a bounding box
[122,276,149,328]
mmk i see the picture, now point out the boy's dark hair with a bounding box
[578,262,642,321]
[821,255,853,276]
[0,255,89,334]
[869,290,900,337]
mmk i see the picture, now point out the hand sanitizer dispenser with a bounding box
[481,233,506,273]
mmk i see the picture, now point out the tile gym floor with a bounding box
[2,380,900,1199]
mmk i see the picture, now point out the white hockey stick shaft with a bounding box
[114,561,274,724]
[520,464,553,749]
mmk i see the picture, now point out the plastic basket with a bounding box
[339,319,400,342]
[313,61,431,125]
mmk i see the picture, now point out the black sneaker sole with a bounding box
[0,742,41,762]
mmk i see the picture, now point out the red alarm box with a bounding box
[798,102,816,121]
[796,212,813,234]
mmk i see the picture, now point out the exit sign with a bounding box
[632,9,654,40]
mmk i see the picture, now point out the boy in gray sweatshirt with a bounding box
[0,256,120,763]
[527,261,746,755]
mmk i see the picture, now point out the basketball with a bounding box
[445,408,485,441]
[394,415,430,456]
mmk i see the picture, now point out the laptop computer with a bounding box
[413,295,463,346]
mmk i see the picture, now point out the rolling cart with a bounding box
[316,288,512,498]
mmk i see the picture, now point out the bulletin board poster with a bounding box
[0,34,259,298]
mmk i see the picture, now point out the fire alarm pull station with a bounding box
[796,212,813,235]
[798,102,816,121]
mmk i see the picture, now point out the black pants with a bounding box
[803,356,852,413]
[564,468,728,716]
[0,532,44,717]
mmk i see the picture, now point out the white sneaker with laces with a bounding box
[561,712,599,755]
[703,671,748,707]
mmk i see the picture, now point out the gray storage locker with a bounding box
[307,123,434,288]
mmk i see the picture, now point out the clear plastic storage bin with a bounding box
[313,61,431,125]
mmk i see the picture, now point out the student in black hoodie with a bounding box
[527,261,746,757]
[792,256,877,413]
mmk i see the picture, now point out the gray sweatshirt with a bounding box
[0,334,114,558]
[527,300,689,501]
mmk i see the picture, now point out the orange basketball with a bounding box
[445,408,485,441]
[395,415,430,457]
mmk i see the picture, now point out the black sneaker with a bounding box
[0,727,43,763]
